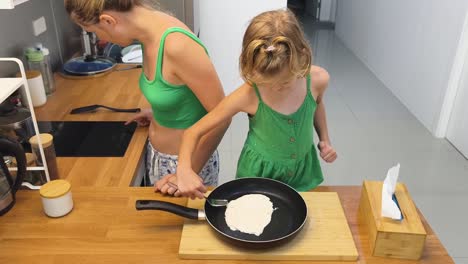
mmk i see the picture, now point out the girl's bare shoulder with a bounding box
[230,83,259,115]
[310,66,330,87]
[310,66,330,97]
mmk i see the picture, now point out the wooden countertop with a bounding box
[34,66,150,187]
[0,186,454,264]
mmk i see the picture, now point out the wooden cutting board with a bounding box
[179,192,359,261]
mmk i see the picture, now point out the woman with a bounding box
[65,0,228,188]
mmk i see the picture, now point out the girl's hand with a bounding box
[318,141,337,163]
[154,174,181,197]
[125,108,153,127]
[176,166,207,200]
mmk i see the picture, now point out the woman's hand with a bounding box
[125,108,153,126]
[155,174,181,197]
[176,166,207,200]
[318,141,337,163]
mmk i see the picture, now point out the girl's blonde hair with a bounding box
[240,9,312,84]
[65,0,159,25]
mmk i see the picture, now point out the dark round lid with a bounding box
[63,56,116,75]
[0,108,31,127]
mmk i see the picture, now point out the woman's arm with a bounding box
[311,67,337,163]
[125,108,152,127]
[166,33,230,175]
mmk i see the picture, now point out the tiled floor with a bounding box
[455,258,468,264]
[217,18,468,262]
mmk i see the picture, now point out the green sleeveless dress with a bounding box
[236,74,324,191]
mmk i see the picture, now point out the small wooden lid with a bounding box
[29,133,53,148]
[40,180,71,198]
[16,70,41,79]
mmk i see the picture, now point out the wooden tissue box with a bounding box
[359,180,427,260]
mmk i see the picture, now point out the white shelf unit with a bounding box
[0,58,50,189]
[0,0,29,9]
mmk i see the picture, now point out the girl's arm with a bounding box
[177,84,256,199]
[311,67,337,163]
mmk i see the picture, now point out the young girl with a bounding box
[65,0,228,187]
[157,9,337,199]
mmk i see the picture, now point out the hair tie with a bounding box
[266,45,276,52]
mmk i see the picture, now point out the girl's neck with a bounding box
[256,77,308,115]
[259,78,302,94]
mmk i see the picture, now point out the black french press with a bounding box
[0,136,26,216]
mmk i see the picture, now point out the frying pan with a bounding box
[136,178,307,248]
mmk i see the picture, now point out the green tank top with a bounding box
[236,74,324,191]
[139,27,208,129]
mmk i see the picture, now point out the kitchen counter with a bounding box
[34,66,150,187]
[14,67,452,263]
[0,186,453,264]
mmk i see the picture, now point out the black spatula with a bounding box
[70,105,141,114]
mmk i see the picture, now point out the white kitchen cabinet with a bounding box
[0,0,29,9]
[0,58,50,189]
[131,142,147,187]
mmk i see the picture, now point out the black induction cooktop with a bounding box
[38,121,137,157]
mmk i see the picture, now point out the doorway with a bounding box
[447,50,468,158]
[437,10,468,158]
[288,0,335,29]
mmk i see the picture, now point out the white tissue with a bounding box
[381,163,402,220]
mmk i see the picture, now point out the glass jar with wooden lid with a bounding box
[29,133,59,181]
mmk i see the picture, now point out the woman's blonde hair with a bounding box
[65,0,159,25]
[240,9,312,84]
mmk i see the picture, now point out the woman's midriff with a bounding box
[148,121,185,155]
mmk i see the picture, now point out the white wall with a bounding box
[329,0,337,22]
[193,0,199,35]
[198,0,287,94]
[335,0,468,135]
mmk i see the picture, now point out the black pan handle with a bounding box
[135,200,201,220]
